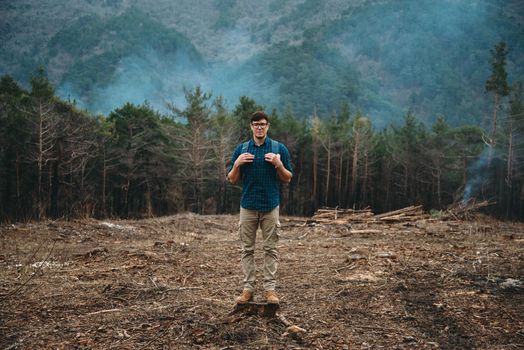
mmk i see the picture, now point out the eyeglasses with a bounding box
[252,122,268,129]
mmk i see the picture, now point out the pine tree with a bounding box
[485,41,510,161]
[26,68,58,219]
[233,96,264,141]
[108,102,171,216]
[169,86,214,213]
[505,81,524,218]
[0,75,29,220]
[210,96,237,213]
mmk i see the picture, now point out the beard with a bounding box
[254,133,266,141]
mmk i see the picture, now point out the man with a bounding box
[227,111,293,305]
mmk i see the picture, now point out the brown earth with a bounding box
[0,213,523,349]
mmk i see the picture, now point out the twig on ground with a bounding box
[85,308,122,316]
[298,231,310,239]
[0,238,57,300]
[335,263,356,272]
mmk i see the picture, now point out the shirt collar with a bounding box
[251,136,271,147]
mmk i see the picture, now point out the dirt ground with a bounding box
[0,213,523,349]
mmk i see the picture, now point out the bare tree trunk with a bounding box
[363,148,369,205]
[489,92,499,164]
[50,160,59,217]
[506,127,513,187]
[145,179,153,218]
[403,164,409,202]
[28,99,57,220]
[16,152,21,206]
[491,92,499,143]
[80,161,88,217]
[506,126,514,218]
[312,137,318,210]
[336,148,343,206]
[219,143,228,214]
[344,149,351,207]
[520,182,524,219]
[37,110,44,219]
[436,167,442,207]
[325,139,331,206]
[351,132,360,206]
[385,162,391,211]
[102,149,107,217]
[218,128,235,213]
[124,177,130,216]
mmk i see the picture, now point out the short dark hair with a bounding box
[250,111,269,124]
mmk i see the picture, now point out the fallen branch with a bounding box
[86,308,121,316]
[162,286,203,292]
[341,229,382,236]
[298,230,310,239]
[335,263,356,272]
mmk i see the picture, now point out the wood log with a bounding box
[309,218,352,225]
[374,205,423,219]
[379,214,427,222]
[378,214,407,221]
[316,208,372,214]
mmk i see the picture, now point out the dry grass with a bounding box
[0,213,523,349]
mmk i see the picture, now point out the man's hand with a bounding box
[228,152,253,184]
[265,152,292,183]
[264,152,283,169]
[235,153,255,167]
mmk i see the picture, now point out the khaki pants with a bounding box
[239,207,280,292]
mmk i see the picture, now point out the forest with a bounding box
[0,41,522,222]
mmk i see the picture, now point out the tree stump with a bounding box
[228,301,280,318]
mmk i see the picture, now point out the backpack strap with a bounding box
[271,139,279,154]
[241,141,250,154]
[241,139,279,154]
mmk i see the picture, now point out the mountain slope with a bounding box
[0,0,522,125]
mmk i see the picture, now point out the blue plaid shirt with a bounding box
[229,137,293,212]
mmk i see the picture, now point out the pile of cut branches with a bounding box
[443,199,493,220]
[310,207,374,224]
[374,205,428,222]
[310,205,428,225]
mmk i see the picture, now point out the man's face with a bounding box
[251,119,269,140]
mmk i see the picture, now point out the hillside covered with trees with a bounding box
[1,0,523,126]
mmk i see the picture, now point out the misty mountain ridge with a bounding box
[1,0,523,127]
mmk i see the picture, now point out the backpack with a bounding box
[241,139,279,154]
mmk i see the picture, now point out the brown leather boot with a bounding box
[236,290,253,304]
[265,290,279,304]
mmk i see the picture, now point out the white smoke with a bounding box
[462,146,492,203]
[58,38,278,115]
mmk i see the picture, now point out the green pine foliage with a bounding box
[48,7,202,108]
[1,38,523,221]
[256,41,361,119]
